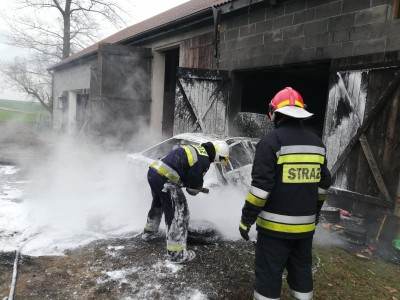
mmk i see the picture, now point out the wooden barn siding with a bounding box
[324,71,368,191]
[181,32,215,69]
[325,67,400,202]
[361,69,400,199]
[173,68,229,136]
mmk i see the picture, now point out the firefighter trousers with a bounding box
[254,234,314,300]
[145,168,189,259]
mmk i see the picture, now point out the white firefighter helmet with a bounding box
[212,140,229,164]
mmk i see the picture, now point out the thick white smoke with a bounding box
[1,132,249,256]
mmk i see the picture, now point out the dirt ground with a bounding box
[1,233,399,300]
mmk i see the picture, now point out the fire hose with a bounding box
[162,182,209,194]
[5,249,20,300]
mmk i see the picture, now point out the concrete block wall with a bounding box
[219,0,400,70]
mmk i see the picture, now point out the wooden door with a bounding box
[173,68,230,136]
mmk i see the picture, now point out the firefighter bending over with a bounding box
[239,87,332,299]
[143,140,229,264]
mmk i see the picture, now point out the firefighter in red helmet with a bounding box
[239,87,332,299]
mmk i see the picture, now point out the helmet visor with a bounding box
[275,106,313,119]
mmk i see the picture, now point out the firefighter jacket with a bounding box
[241,120,332,239]
[149,144,211,189]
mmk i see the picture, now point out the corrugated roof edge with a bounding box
[50,0,232,71]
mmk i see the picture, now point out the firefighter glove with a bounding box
[239,221,250,241]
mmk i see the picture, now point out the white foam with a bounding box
[0,165,19,175]
[0,136,252,256]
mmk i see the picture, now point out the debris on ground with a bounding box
[1,235,400,299]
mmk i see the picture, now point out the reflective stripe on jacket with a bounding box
[149,144,210,189]
[149,160,181,184]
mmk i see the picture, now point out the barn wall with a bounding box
[180,32,215,69]
[52,59,95,131]
[219,0,400,70]
[322,66,400,213]
[135,25,216,136]
[363,70,400,198]
[92,44,152,143]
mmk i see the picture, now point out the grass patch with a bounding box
[0,99,45,113]
[0,110,38,123]
[281,246,400,299]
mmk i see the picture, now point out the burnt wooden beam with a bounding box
[359,134,392,203]
[331,71,400,176]
[383,85,400,171]
[328,187,392,208]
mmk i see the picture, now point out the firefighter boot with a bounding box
[142,229,162,241]
[167,249,196,264]
[142,210,162,241]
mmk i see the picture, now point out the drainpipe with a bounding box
[212,6,221,70]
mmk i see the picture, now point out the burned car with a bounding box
[127,133,259,187]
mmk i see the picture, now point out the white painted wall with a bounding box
[52,24,214,135]
[52,60,94,130]
[67,91,77,134]
[150,51,165,134]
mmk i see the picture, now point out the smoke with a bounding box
[18,133,152,254]
[314,226,345,247]
[190,184,248,240]
[0,127,250,256]
[0,119,51,166]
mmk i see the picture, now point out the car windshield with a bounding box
[141,137,257,173]
[226,142,253,170]
[142,138,196,160]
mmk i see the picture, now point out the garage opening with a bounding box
[162,48,180,137]
[238,62,330,136]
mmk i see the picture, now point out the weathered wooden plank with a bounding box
[393,0,400,18]
[330,70,400,176]
[180,33,214,69]
[324,71,368,172]
[359,134,392,203]
[174,68,229,136]
[176,79,205,131]
[360,69,397,197]
[382,85,400,172]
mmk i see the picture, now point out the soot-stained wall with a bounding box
[219,0,400,71]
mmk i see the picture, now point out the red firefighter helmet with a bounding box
[268,87,313,120]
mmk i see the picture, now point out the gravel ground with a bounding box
[1,233,400,300]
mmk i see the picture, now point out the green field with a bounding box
[0,99,49,123]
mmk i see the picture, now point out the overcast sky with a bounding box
[0,0,189,101]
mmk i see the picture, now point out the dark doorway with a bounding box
[238,62,330,136]
[76,93,89,130]
[162,48,180,137]
[60,94,69,132]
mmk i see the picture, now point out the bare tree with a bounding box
[1,0,128,111]
[1,56,53,112]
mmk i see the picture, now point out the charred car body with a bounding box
[127,133,259,188]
